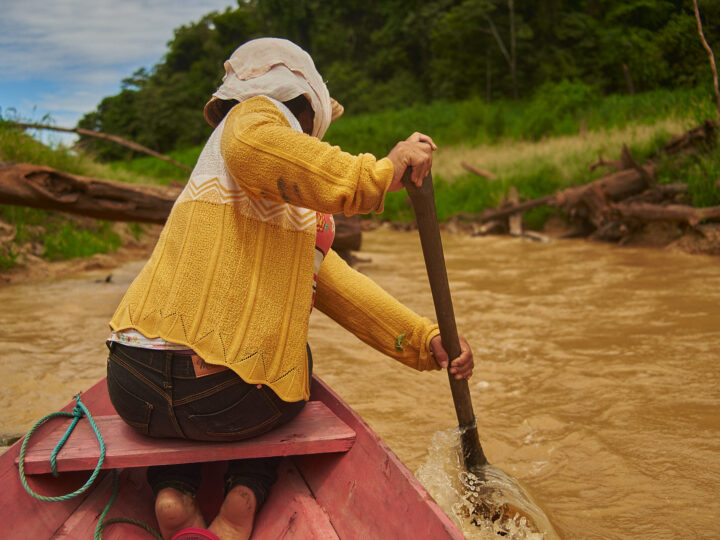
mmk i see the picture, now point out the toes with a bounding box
[208,486,257,540]
[155,488,205,539]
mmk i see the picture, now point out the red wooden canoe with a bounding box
[1,375,465,539]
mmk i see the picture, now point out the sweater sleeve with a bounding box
[220,96,394,216]
[314,249,441,372]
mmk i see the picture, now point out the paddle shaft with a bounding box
[402,169,488,470]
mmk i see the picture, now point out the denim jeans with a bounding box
[106,341,311,506]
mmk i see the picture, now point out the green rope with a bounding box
[18,394,163,539]
[94,470,163,540]
[18,394,105,502]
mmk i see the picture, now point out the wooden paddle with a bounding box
[402,168,554,534]
[400,169,487,471]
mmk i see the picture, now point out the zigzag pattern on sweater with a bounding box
[179,175,316,231]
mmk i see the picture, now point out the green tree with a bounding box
[75,0,720,159]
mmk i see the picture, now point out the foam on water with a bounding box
[416,429,558,539]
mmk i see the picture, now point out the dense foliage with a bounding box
[77,0,719,159]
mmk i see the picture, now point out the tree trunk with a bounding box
[10,123,192,172]
[0,162,362,252]
[0,163,180,223]
[693,0,720,120]
[612,202,720,226]
[476,161,655,224]
[622,63,635,95]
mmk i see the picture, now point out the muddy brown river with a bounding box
[1,229,719,538]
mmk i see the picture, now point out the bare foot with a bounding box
[208,485,257,540]
[155,487,206,539]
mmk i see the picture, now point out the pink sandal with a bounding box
[171,528,221,540]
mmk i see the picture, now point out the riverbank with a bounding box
[375,214,720,255]
[2,215,718,287]
[0,222,161,285]
[2,89,718,282]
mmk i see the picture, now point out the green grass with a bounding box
[656,143,720,207]
[0,123,133,269]
[0,122,90,175]
[0,206,121,264]
[324,83,719,226]
[323,83,716,157]
[0,248,17,272]
[43,221,121,260]
[104,146,198,184]
[107,82,711,178]
[379,118,700,225]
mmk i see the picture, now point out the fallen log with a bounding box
[0,162,362,252]
[622,183,688,204]
[0,162,180,223]
[662,119,717,156]
[476,194,556,223]
[477,160,655,224]
[612,202,720,226]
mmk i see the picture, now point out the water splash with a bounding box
[416,429,558,540]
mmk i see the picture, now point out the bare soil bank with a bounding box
[374,216,720,256]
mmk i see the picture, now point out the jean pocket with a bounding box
[186,386,282,440]
[107,359,154,435]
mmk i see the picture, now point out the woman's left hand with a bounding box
[430,335,474,380]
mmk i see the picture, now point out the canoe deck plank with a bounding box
[51,460,340,540]
[253,459,340,539]
[19,401,355,475]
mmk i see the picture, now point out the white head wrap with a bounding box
[209,37,332,139]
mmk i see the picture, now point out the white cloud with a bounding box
[38,89,105,114]
[1,0,235,129]
[0,0,235,80]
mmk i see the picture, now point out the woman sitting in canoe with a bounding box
[106,37,474,540]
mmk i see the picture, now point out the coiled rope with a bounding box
[17,394,162,539]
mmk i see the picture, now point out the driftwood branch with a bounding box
[0,162,362,252]
[461,161,497,180]
[470,120,720,249]
[9,122,192,172]
[693,0,720,119]
[613,202,720,226]
[0,162,180,223]
[622,183,688,204]
[589,144,637,171]
[476,194,556,223]
[589,155,624,172]
[477,161,655,224]
[662,119,717,156]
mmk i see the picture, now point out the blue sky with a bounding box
[0,0,236,145]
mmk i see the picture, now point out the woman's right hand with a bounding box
[386,132,437,192]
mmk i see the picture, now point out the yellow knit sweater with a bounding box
[110,96,440,401]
